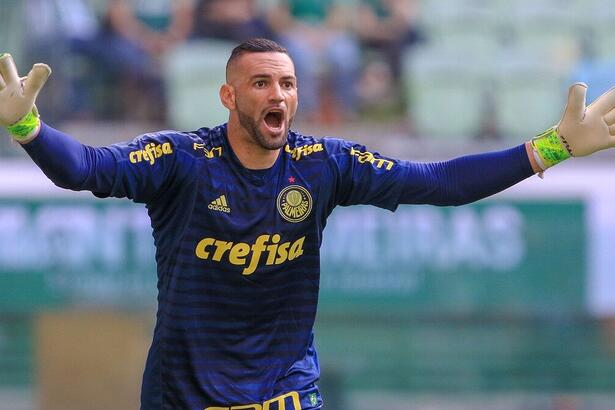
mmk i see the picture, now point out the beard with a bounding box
[236,106,292,151]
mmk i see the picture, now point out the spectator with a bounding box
[191,0,274,43]
[24,0,100,123]
[267,0,361,123]
[75,0,195,122]
[355,0,425,107]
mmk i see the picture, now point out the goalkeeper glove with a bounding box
[531,83,615,170]
[0,53,51,141]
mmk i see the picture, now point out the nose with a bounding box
[269,83,284,103]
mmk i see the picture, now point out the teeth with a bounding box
[264,111,284,130]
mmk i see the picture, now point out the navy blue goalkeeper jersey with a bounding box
[24,122,534,410]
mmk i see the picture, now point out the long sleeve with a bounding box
[21,122,119,192]
[326,139,535,210]
[20,122,198,203]
[397,144,535,206]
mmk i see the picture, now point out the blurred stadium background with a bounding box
[2,0,615,409]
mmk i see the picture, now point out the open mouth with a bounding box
[264,110,284,130]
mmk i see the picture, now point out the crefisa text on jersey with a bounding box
[285,143,323,160]
[195,234,306,275]
[129,142,173,165]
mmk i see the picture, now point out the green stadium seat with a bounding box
[408,0,601,141]
[590,0,615,61]
[403,47,495,139]
[592,28,615,60]
[0,0,27,156]
[419,0,505,60]
[0,0,25,66]
[570,58,615,103]
[506,1,581,67]
[493,54,567,140]
[163,40,235,130]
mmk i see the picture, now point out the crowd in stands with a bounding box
[21,0,425,126]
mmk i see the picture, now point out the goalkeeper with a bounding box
[2,39,615,410]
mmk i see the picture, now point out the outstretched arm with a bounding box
[396,144,535,206]
[0,53,121,193]
[20,123,118,191]
[330,139,535,209]
[332,83,615,209]
[400,82,615,206]
[0,54,192,203]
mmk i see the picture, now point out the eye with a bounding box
[282,81,295,90]
[255,80,266,88]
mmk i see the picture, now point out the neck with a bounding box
[226,120,280,170]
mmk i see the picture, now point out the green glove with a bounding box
[0,53,51,141]
[531,83,615,170]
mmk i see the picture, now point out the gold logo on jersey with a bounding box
[350,147,394,170]
[285,143,323,160]
[195,234,305,275]
[205,390,301,410]
[277,185,312,223]
[208,195,230,213]
[129,142,173,165]
[193,143,222,159]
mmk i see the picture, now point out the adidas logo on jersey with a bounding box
[208,195,231,213]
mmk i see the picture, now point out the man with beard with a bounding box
[2,38,615,410]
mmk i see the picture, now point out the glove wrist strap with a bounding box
[530,127,571,170]
[6,110,40,141]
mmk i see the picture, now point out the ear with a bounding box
[219,84,236,110]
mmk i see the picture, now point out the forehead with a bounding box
[233,52,295,79]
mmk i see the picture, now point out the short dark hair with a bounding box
[226,38,289,78]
